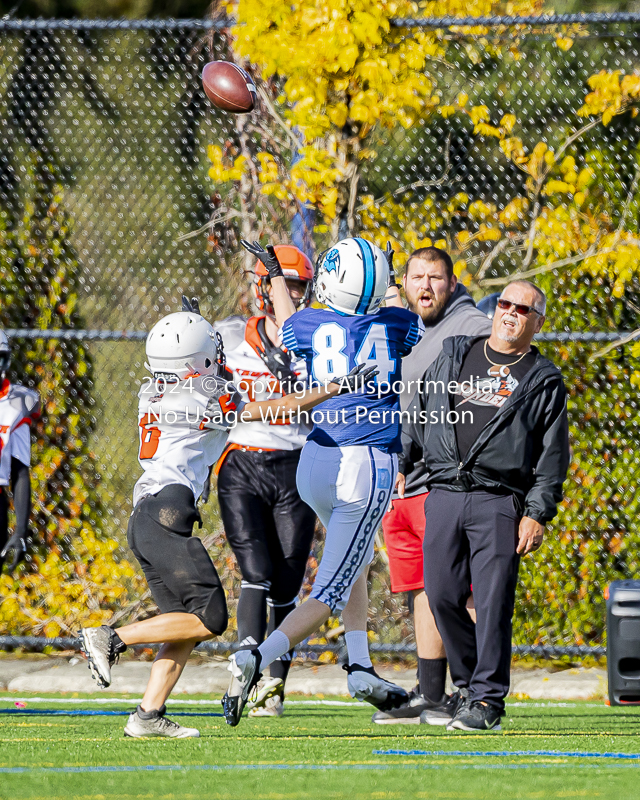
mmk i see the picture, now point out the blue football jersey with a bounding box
[280,306,424,453]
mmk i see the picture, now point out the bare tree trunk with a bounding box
[331,132,360,242]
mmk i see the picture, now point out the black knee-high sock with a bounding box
[237,584,269,649]
[418,658,447,702]
[268,600,296,683]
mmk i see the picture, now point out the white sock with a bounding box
[257,630,291,670]
[345,630,372,668]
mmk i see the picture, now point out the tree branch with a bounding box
[480,246,615,286]
[476,234,523,280]
[355,132,453,213]
[257,85,303,151]
[590,326,640,361]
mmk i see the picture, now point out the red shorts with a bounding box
[381,492,428,593]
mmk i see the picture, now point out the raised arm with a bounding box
[242,364,378,422]
[383,241,404,309]
[241,240,296,327]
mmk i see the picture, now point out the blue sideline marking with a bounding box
[0,709,223,717]
[2,763,640,774]
[375,749,640,760]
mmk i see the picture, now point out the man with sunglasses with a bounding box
[399,280,569,732]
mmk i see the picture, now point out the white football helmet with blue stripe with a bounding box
[314,238,389,316]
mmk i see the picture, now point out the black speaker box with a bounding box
[607,579,640,705]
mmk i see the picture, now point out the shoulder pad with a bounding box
[212,316,248,352]
[7,384,40,418]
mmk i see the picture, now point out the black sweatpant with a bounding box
[218,448,316,604]
[422,488,521,711]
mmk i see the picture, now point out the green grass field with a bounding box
[1,694,640,800]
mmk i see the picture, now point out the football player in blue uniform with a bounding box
[223,237,425,726]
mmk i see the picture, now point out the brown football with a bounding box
[202,61,257,114]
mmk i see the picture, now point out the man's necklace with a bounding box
[483,339,530,368]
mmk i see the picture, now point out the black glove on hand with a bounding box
[330,363,379,394]
[241,240,284,279]
[1,531,27,574]
[256,318,299,393]
[181,295,201,314]
[386,241,399,288]
[200,464,214,506]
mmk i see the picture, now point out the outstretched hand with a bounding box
[330,363,379,394]
[181,295,201,314]
[0,532,27,574]
[240,240,284,279]
[385,241,395,280]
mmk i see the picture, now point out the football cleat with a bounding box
[249,694,285,718]
[371,688,445,725]
[447,700,503,732]
[343,663,409,711]
[247,676,284,713]
[419,688,469,726]
[124,705,200,738]
[222,649,262,726]
[78,625,126,688]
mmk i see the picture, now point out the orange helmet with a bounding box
[253,244,314,318]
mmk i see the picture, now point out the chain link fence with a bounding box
[2,16,640,657]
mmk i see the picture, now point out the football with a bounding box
[202,61,257,113]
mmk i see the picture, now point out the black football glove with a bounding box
[330,363,379,394]
[1,531,28,574]
[181,295,201,314]
[255,318,299,393]
[386,241,399,288]
[240,240,284,279]
[200,464,214,505]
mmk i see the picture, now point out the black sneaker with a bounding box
[78,626,127,688]
[371,688,445,725]
[343,663,409,711]
[419,688,469,726]
[222,649,262,726]
[447,699,503,731]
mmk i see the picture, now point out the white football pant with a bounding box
[296,440,397,613]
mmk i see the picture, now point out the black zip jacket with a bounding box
[399,335,570,524]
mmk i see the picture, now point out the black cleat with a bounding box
[222,649,262,726]
[447,699,504,731]
[419,688,469,726]
[343,663,409,712]
[371,688,446,724]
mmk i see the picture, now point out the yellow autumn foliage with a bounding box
[218,0,545,231]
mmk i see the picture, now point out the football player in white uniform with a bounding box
[78,296,374,739]
[0,331,40,575]
[213,246,316,717]
[223,239,424,727]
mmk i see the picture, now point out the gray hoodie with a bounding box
[397,283,492,497]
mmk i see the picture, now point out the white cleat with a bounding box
[124,706,200,738]
[344,663,409,711]
[222,649,262,726]
[78,626,124,688]
[247,678,284,717]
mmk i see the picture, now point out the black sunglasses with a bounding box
[497,298,542,317]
